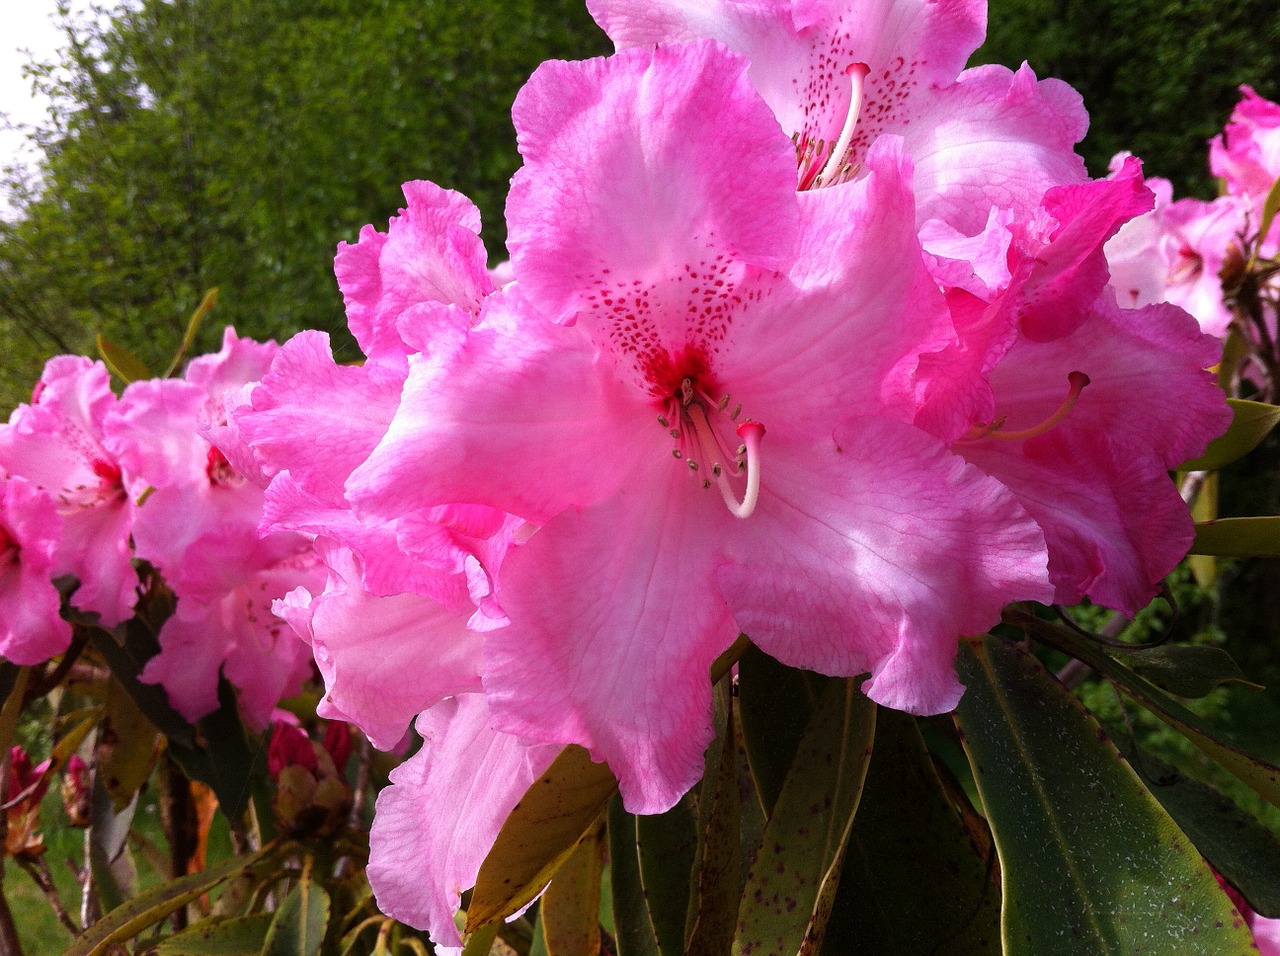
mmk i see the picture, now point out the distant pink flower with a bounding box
[348,42,1053,813]
[0,476,69,665]
[0,357,137,626]
[1210,85,1280,203]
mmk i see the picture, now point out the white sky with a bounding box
[0,0,66,176]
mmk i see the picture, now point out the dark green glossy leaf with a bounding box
[467,745,617,931]
[1010,609,1280,810]
[1134,750,1280,918]
[608,797,662,956]
[262,873,331,956]
[540,819,604,956]
[825,709,1000,955]
[635,794,696,956]
[1192,516,1280,557]
[738,645,830,815]
[64,844,275,956]
[1111,643,1258,699]
[954,635,1256,955]
[686,681,740,956]
[99,676,161,811]
[733,678,875,956]
[153,913,273,954]
[1180,398,1280,471]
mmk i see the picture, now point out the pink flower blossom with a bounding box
[347,42,1053,813]
[1210,85,1280,204]
[0,357,137,626]
[0,476,70,665]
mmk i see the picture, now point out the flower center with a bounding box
[657,375,765,519]
[796,62,869,191]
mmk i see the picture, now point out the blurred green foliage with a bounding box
[0,0,610,410]
[975,0,1280,195]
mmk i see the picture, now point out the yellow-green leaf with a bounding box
[262,868,331,956]
[64,844,275,956]
[540,820,605,956]
[467,745,618,931]
[1192,516,1280,557]
[1180,399,1280,471]
[153,913,274,954]
[96,334,153,383]
[99,677,160,811]
[1189,470,1219,586]
[165,287,219,377]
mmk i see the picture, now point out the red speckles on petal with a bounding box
[578,255,744,395]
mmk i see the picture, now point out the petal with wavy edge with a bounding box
[368,697,559,949]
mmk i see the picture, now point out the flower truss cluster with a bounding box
[227,0,1230,948]
[1106,86,1280,387]
[0,329,321,731]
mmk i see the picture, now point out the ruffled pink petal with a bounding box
[907,63,1088,236]
[105,379,209,491]
[236,331,407,501]
[0,477,70,665]
[348,297,654,526]
[274,544,482,750]
[955,296,1230,611]
[336,182,494,368]
[484,469,740,815]
[1210,85,1280,201]
[717,417,1051,715]
[508,40,800,326]
[368,697,559,949]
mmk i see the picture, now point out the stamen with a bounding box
[956,372,1090,444]
[815,63,869,188]
[657,414,670,428]
[718,421,765,519]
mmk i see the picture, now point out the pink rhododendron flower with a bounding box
[589,0,1087,234]
[236,183,522,752]
[368,695,559,953]
[0,357,138,627]
[347,41,1054,813]
[97,329,323,728]
[1210,85,1280,203]
[0,476,70,665]
[1104,154,1247,339]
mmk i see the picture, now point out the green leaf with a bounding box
[0,666,30,761]
[607,797,662,956]
[635,794,697,956]
[99,675,161,810]
[737,646,830,815]
[1192,516,1280,557]
[467,745,618,931]
[953,635,1257,955]
[1179,399,1280,471]
[1110,643,1258,699]
[96,333,153,383]
[733,678,876,956]
[64,844,275,956]
[1133,750,1280,918]
[540,819,604,956]
[153,913,274,954]
[824,709,1000,955]
[1256,175,1280,251]
[686,682,741,956]
[164,287,219,378]
[1189,470,1219,587]
[1009,609,1280,810]
[262,870,331,956]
